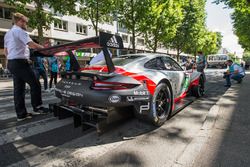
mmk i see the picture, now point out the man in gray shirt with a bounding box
[4,13,49,121]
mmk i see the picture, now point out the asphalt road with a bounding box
[0,69,229,167]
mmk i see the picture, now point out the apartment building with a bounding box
[0,2,177,68]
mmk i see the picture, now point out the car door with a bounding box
[160,56,186,98]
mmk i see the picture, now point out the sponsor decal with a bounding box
[108,95,121,103]
[55,88,84,98]
[127,96,150,102]
[140,102,150,114]
[106,36,120,48]
[61,80,82,86]
[134,90,150,96]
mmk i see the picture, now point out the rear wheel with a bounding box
[192,76,205,98]
[148,83,172,126]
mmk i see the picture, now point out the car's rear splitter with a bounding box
[49,103,133,133]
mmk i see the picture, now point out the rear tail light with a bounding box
[91,81,139,90]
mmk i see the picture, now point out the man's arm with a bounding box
[4,48,8,57]
[28,41,43,49]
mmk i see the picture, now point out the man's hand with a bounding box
[234,70,239,74]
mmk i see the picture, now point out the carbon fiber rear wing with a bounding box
[35,32,124,73]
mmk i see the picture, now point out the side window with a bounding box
[144,57,165,70]
[161,57,183,71]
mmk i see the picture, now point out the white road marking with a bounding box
[0,117,72,146]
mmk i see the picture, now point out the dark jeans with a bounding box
[49,71,58,88]
[224,73,244,85]
[34,69,48,90]
[7,59,42,118]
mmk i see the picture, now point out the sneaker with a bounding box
[17,113,32,122]
[224,84,231,87]
[34,106,50,114]
[237,78,242,84]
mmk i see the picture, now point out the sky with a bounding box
[205,0,244,57]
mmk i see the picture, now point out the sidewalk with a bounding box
[190,72,250,167]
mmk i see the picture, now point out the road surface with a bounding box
[0,69,228,167]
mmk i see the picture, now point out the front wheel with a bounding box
[148,83,172,126]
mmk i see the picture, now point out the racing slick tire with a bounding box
[192,76,205,98]
[148,83,172,126]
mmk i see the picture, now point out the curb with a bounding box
[172,85,237,167]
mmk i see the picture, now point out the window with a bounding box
[137,38,144,46]
[76,24,87,35]
[144,57,165,70]
[0,7,13,20]
[54,20,68,31]
[122,35,128,43]
[161,56,183,71]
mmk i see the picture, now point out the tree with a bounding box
[243,51,250,61]
[78,0,115,36]
[182,0,207,57]
[214,0,250,51]
[118,0,149,53]
[216,32,223,50]
[4,0,78,43]
[141,0,183,53]
[202,31,221,55]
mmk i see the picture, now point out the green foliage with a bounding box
[202,31,221,55]
[78,0,115,36]
[168,0,209,60]
[243,51,250,61]
[4,0,78,42]
[214,0,250,51]
[117,0,150,53]
[140,0,183,53]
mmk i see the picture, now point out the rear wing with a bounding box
[35,32,124,73]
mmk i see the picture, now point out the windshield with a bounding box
[91,55,144,66]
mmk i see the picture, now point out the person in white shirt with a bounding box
[223,60,245,87]
[4,13,49,121]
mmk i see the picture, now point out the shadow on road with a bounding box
[193,73,250,167]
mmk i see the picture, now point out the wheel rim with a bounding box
[155,87,171,118]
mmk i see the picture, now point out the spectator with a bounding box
[4,12,49,121]
[48,56,58,90]
[30,42,48,92]
[65,57,71,72]
[223,60,245,87]
[196,51,206,81]
[196,51,206,73]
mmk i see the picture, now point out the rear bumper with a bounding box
[55,80,152,114]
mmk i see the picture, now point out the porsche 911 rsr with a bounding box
[54,54,205,126]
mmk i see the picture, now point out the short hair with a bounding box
[227,60,233,63]
[12,12,28,24]
[198,51,203,54]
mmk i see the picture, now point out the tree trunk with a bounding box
[153,28,159,53]
[131,0,136,53]
[35,0,44,44]
[177,48,180,62]
[132,28,136,53]
[95,0,99,36]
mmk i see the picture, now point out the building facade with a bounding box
[0,2,178,68]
